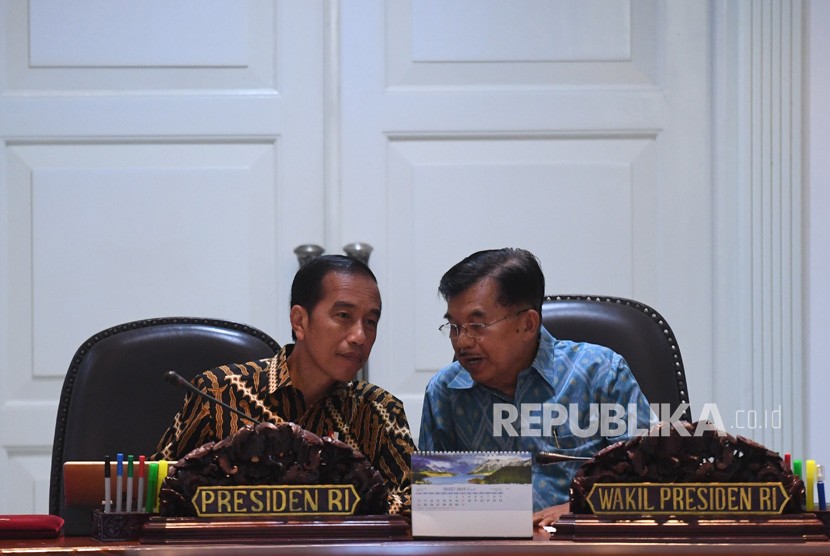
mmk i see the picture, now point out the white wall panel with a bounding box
[0,401,57,515]
[384,137,654,388]
[387,0,657,88]
[30,1,248,67]
[6,0,277,91]
[18,143,277,379]
[6,449,51,514]
[411,0,631,62]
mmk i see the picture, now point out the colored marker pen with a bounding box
[155,460,168,513]
[145,462,159,514]
[793,460,804,511]
[784,452,792,471]
[818,464,826,511]
[115,453,124,512]
[157,460,168,484]
[126,455,134,512]
[137,456,146,513]
[806,460,817,511]
[103,456,111,513]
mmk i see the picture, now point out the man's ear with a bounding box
[521,308,542,339]
[290,305,309,341]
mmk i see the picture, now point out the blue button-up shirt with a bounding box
[418,327,655,510]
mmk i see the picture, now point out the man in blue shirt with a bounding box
[419,248,654,528]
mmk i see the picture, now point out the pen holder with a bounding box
[815,510,830,537]
[91,509,153,541]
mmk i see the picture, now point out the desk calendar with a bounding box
[411,451,533,538]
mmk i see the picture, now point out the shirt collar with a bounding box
[266,344,294,394]
[265,343,353,398]
[447,365,475,389]
[446,327,559,390]
[529,327,559,389]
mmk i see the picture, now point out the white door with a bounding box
[0,0,325,513]
[337,1,713,440]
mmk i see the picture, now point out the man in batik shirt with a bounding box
[154,255,414,515]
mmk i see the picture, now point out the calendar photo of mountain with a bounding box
[412,452,531,485]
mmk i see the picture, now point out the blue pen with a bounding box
[115,453,124,513]
[818,464,826,511]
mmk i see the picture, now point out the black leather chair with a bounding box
[541,295,691,422]
[49,317,279,533]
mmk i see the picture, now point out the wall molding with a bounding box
[714,0,804,455]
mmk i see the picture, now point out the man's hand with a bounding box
[533,502,570,529]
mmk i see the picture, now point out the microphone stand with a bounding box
[535,452,593,464]
[164,371,262,425]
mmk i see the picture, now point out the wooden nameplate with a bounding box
[553,513,828,543]
[140,514,411,544]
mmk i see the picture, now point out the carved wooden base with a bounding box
[553,513,828,543]
[140,514,411,544]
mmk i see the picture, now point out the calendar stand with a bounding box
[411,451,533,538]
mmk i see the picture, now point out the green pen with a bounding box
[794,459,803,479]
[126,455,134,512]
[145,462,159,514]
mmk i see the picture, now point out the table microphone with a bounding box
[163,370,262,425]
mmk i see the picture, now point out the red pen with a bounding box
[784,452,792,471]
[136,456,146,513]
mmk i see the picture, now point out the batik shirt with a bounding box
[418,327,655,511]
[154,344,414,515]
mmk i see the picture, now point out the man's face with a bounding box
[444,277,533,394]
[293,271,381,384]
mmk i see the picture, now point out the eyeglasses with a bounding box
[438,309,531,340]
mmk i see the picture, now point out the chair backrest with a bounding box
[541,295,691,422]
[49,317,279,531]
